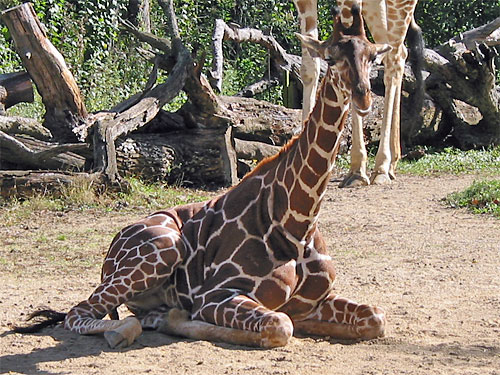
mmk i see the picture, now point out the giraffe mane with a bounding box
[237,134,301,184]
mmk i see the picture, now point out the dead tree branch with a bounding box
[210,19,308,93]
[0,115,52,140]
[452,16,500,49]
[0,71,33,114]
[0,130,87,170]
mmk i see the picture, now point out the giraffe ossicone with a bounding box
[15,5,389,349]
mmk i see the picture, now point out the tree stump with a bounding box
[1,3,87,142]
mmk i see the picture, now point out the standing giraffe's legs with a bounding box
[339,112,370,187]
[336,0,417,187]
[371,45,406,184]
[64,214,187,348]
[293,0,320,124]
[364,0,416,184]
[293,293,386,340]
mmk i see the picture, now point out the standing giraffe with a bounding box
[15,6,390,349]
[293,0,421,187]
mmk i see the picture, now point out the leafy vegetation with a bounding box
[1,0,498,117]
[397,147,500,176]
[415,0,500,48]
[445,179,500,218]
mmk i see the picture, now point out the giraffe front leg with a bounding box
[65,299,143,348]
[339,112,370,188]
[371,46,407,185]
[65,214,187,348]
[160,294,294,348]
[294,294,386,340]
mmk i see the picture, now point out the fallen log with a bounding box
[0,170,105,198]
[222,96,301,146]
[0,71,33,114]
[0,131,87,170]
[116,128,237,186]
[234,139,281,162]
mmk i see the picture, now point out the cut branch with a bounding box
[0,71,33,113]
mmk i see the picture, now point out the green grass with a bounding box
[336,146,500,176]
[398,146,500,176]
[0,176,211,227]
[445,179,500,218]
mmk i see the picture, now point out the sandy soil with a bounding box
[1,174,499,375]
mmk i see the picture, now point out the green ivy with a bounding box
[1,0,499,115]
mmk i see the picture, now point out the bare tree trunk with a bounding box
[1,3,88,142]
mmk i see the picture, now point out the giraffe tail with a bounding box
[12,309,66,333]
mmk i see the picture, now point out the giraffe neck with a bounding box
[224,68,350,260]
[233,68,350,249]
[273,68,349,241]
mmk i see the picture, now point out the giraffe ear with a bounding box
[373,43,392,64]
[295,33,326,59]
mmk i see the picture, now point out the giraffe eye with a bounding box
[325,57,336,66]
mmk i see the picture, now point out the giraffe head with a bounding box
[297,4,391,116]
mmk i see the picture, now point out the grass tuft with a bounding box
[445,179,500,218]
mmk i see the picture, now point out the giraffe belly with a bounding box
[124,280,180,315]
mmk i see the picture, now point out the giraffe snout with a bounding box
[352,95,372,117]
[354,83,369,97]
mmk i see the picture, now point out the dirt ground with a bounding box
[1,174,499,375]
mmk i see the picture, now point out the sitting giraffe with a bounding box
[15,5,390,349]
[293,0,422,187]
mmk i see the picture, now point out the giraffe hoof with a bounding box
[104,317,142,348]
[370,172,392,185]
[259,313,293,348]
[339,173,370,188]
[104,330,129,349]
